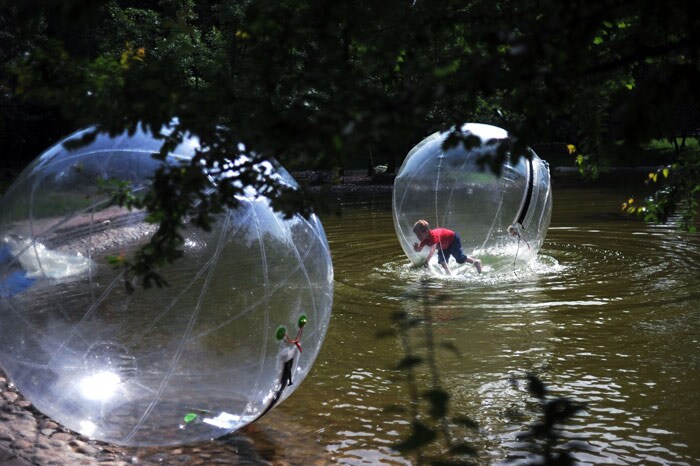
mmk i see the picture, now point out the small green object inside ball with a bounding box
[298,314,308,328]
[275,326,287,341]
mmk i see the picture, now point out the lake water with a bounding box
[271,185,700,465]
[4,183,698,466]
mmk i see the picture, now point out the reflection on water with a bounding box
[278,187,700,465]
[10,186,686,464]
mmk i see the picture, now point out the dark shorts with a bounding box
[437,233,468,264]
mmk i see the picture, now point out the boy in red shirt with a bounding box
[412,219,482,275]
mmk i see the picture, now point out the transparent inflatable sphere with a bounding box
[0,126,333,446]
[393,123,552,267]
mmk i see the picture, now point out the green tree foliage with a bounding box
[1,0,699,283]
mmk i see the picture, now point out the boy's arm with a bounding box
[424,244,436,264]
[440,261,451,275]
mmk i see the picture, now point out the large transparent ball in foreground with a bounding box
[0,126,333,446]
[393,123,552,267]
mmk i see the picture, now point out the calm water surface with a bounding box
[274,186,700,465]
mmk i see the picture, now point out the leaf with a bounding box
[423,388,450,418]
[526,373,546,399]
[375,328,397,338]
[566,144,577,155]
[663,167,670,178]
[452,416,479,430]
[106,255,125,266]
[439,341,461,356]
[449,442,478,456]
[395,356,423,370]
[431,459,476,466]
[393,421,437,452]
[383,404,407,414]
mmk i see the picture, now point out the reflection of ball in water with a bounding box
[0,125,333,446]
[392,123,552,267]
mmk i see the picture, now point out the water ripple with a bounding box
[308,190,700,465]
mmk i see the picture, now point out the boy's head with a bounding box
[413,219,430,240]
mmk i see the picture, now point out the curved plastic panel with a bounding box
[393,123,552,266]
[0,125,333,446]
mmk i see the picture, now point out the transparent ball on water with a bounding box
[0,125,334,446]
[392,123,552,268]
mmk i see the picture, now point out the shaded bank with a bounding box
[294,166,660,195]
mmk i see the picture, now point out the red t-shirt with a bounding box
[419,228,455,250]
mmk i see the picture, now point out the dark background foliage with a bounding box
[1,0,699,277]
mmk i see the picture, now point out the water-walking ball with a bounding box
[392,123,552,269]
[0,124,333,446]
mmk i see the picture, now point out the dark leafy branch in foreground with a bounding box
[91,122,333,289]
[380,285,588,465]
[380,286,480,466]
[515,373,586,466]
[381,284,586,465]
[2,0,700,285]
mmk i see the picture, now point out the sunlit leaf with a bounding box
[663,168,670,178]
[628,198,634,204]
[627,206,636,213]
[567,144,577,155]
[106,254,125,266]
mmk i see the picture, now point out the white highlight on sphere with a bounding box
[393,123,553,267]
[0,124,333,446]
[79,371,121,401]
